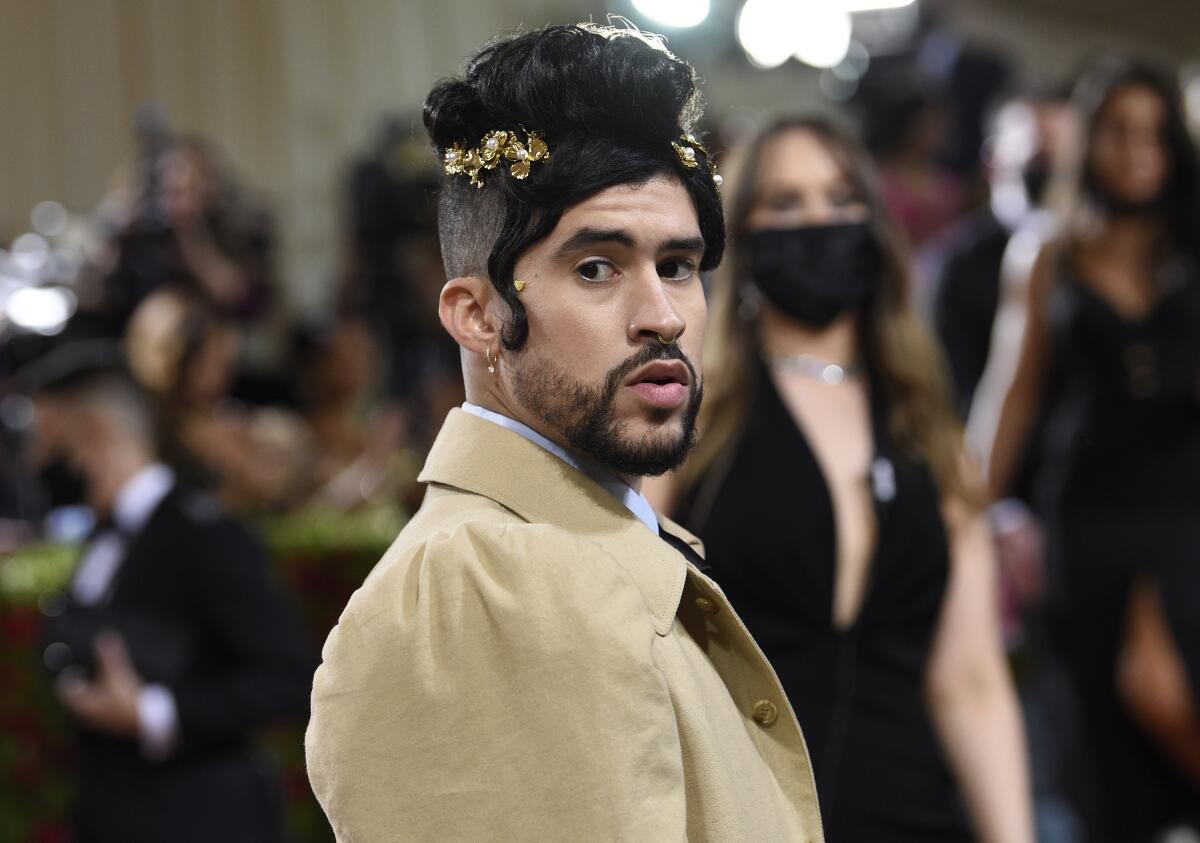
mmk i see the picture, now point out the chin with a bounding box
[623,403,685,434]
[644,415,686,439]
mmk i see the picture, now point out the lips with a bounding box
[626,360,690,409]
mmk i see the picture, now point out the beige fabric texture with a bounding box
[306,408,824,842]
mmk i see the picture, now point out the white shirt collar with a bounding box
[461,402,660,536]
[112,463,175,535]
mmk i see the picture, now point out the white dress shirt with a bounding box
[70,463,179,761]
[461,402,660,536]
[71,463,175,606]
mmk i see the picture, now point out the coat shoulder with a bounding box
[305,502,674,839]
[314,500,655,696]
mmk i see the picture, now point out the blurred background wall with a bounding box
[3,0,1197,315]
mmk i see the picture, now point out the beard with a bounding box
[511,342,703,478]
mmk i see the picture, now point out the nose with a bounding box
[804,200,840,227]
[627,266,686,346]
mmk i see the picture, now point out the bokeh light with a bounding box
[631,0,711,28]
[5,286,77,335]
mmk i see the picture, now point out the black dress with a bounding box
[677,359,971,841]
[1044,258,1200,841]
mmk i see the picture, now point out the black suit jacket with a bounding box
[933,206,1009,418]
[44,486,316,843]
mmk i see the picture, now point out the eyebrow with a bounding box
[662,236,706,255]
[552,227,705,262]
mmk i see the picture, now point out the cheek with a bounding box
[523,300,622,384]
[679,287,707,371]
[748,206,801,230]
[1088,145,1123,185]
[1143,148,1169,178]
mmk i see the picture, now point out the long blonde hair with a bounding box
[679,114,974,508]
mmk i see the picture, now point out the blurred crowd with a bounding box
[1,115,463,536]
[2,15,1200,843]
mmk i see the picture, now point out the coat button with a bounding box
[695,596,718,614]
[752,699,778,727]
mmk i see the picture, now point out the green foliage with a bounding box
[0,501,407,842]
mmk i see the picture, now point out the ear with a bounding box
[439,275,503,354]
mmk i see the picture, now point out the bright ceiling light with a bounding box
[6,286,76,335]
[839,0,915,9]
[739,0,865,71]
[632,0,711,28]
[737,0,804,69]
[793,4,853,68]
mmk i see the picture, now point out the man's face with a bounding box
[503,175,707,478]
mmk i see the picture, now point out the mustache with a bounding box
[602,341,698,397]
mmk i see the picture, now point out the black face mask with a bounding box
[744,222,883,328]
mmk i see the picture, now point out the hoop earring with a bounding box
[485,346,497,374]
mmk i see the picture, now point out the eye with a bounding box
[577,259,617,283]
[829,188,859,207]
[658,258,696,282]
[766,193,801,211]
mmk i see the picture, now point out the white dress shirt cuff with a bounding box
[137,684,179,761]
[989,497,1034,537]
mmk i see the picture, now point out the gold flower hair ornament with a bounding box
[672,133,723,189]
[443,129,550,188]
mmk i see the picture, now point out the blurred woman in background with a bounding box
[985,57,1200,840]
[649,114,1032,842]
[291,316,411,510]
[93,136,276,333]
[124,289,313,511]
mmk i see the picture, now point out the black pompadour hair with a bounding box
[423,23,725,350]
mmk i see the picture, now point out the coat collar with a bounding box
[419,408,703,635]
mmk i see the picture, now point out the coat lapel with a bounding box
[418,408,699,635]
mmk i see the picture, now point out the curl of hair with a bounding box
[423,23,724,349]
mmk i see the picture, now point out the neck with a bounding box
[1099,213,1164,261]
[757,305,858,364]
[86,447,154,517]
[464,388,644,493]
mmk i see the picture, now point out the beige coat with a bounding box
[306,409,824,841]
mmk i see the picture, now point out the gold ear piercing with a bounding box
[485,346,497,374]
[513,278,526,292]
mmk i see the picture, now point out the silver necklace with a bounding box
[768,353,859,385]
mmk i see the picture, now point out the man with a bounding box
[933,82,1073,418]
[27,345,314,843]
[306,23,824,842]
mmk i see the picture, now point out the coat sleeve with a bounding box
[169,515,316,747]
[305,521,688,842]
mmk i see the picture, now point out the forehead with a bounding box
[547,175,701,244]
[1099,84,1167,123]
[756,128,845,189]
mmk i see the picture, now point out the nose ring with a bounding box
[657,333,679,345]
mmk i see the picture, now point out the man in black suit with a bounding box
[27,347,315,843]
[933,83,1073,417]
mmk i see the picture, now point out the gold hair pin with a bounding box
[443,130,550,188]
[672,133,723,188]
